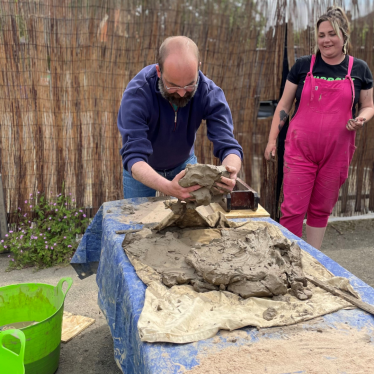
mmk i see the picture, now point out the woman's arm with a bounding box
[346,88,374,131]
[264,80,298,160]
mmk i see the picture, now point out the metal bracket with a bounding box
[230,178,260,211]
[217,179,260,212]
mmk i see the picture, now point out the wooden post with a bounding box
[0,174,8,239]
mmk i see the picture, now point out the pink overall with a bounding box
[280,55,356,237]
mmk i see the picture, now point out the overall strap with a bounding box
[309,54,316,73]
[308,55,317,101]
[347,55,354,77]
[346,56,355,109]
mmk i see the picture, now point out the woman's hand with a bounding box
[346,116,366,131]
[264,141,277,161]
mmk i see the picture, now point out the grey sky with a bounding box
[262,0,374,30]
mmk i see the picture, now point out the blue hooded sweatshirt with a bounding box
[118,65,243,174]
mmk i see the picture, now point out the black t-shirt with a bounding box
[287,54,373,118]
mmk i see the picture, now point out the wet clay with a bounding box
[123,221,312,300]
[179,163,230,207]
[263,307,277,321]
[185,225,311,298]
[123,229,197,287]
[121,203,139,215]
[123,164,311,300]
[153,200,238,232]
[158,200,211,229]
[152,164,234,231]
[0,321,38,331]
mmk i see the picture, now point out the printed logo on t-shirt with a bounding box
[303,77,355,83]
[314,76,355,81]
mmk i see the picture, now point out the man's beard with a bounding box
[158,78,197,108]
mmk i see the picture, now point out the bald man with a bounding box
[118,36,243,200]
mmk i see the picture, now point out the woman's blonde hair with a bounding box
[315,6,350,54]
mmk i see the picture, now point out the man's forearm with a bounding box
[131,161,201,201]
[222,154,241,178]
[131,161,170,194]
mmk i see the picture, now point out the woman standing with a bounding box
[264,6,374,249]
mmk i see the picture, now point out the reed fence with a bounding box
[0,0,373,224]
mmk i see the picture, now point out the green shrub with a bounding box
[1,190,89,270]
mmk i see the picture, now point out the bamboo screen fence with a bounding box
[0,0,373,224]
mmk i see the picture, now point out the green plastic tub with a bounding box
[0,329,26,374]
[0,277,73,374]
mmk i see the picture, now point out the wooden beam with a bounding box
[306,275,374,316]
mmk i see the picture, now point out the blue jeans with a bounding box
[123,154,197,199]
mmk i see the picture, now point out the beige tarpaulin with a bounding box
[122,221,359,344]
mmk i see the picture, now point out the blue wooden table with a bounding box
[71,198,374,374]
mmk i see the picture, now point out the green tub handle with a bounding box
[56,277,73,298]
[0,329,26,370]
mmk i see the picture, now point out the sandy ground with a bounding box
[0,218,373,373]
[0,257,122,374]
[303,218,374,288]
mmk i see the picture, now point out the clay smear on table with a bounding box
[184,324,374,374]
[123,221,312,300]
[122,163,312,300]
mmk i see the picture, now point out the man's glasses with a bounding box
[161,73,199,93]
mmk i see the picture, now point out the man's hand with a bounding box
[346,117,366,131]
[213,165,237,193]
[166,170,201,201]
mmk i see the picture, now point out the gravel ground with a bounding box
[0,218,373,373]
[0,256,122,374]
[302,219,374,288]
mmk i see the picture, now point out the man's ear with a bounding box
[156,64,161,78]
